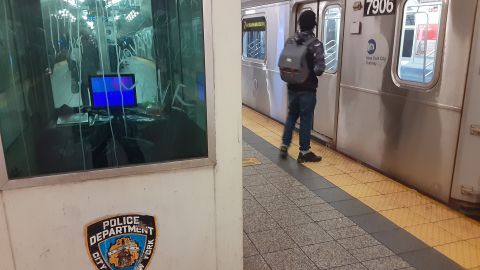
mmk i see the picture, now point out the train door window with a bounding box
[394,0,446,88]
[296,7,318,35]
[242,17,266,61]
[322,5,342,73]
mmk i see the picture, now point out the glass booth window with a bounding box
[242,17,266,60]
[323,6,341,73]
[397,0,444,84]
[0,0,208,179]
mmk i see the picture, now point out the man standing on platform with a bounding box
[278,10,326,163]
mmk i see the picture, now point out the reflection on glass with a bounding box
[398,0,443,84]
[0,0,208,179]
[323,6,341,73]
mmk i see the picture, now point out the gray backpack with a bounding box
[278,37,316,84]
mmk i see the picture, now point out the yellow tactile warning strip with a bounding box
[242,106,480,270]
[242,157,262,167]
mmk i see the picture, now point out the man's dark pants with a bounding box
[282,90,316,151]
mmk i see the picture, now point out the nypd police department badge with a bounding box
[86,214,157,270]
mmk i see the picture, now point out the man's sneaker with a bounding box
[279,145,288,159]
[297,151,322,163]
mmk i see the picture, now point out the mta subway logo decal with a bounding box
[86,214,157,270]
[367,39,377,55]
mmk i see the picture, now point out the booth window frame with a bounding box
[0,0,216,190]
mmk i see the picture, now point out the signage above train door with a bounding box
[364,0,396,16]
[243,17,266,32]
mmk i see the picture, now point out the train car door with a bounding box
[451,2,480,209]
[242,14,270,116]
[295,1,344,144]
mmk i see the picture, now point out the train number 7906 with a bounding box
[364,0,396,16]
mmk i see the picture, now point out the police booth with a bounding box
[0,0,242,269]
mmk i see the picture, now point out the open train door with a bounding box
[295,0,345,145]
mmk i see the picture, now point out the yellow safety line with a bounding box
[242,106,480,269]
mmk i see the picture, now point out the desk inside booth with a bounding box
[34,75,207,176]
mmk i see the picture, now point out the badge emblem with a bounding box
[367,39,377,55]
[86,214,157,270]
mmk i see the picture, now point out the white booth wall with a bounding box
[0,0,242,268]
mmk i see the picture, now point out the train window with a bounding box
[322,6,342,73]
[296,7,317,35]
[394,0,446,88]
[0,0,209,182]
[242,17,267,61]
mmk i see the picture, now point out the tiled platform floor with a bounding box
[243,143,413,270]
[243,139,460,270]
[242,106,480,270]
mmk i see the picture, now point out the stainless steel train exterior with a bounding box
[241,0,480,210]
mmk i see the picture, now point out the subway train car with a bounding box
[241,0,480,212]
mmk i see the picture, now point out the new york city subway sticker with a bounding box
[86,214,157,270]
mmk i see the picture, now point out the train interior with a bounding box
[397,2,443,83]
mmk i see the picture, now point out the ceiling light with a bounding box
[64,0,84,7]
[106,0,122,8]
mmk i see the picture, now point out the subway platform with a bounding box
[242,107,480,270]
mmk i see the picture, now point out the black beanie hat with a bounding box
[299,10,316,31]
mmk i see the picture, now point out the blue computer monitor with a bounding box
[89,74,137,108]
